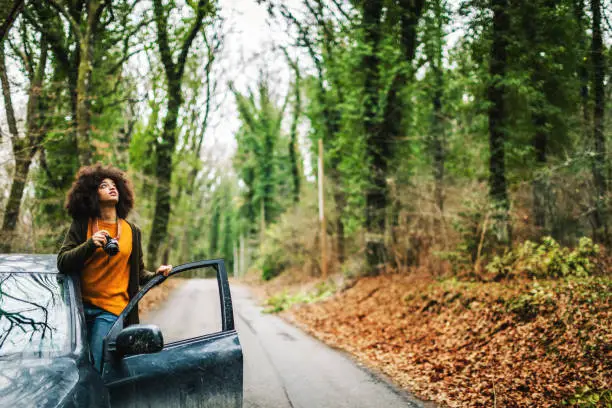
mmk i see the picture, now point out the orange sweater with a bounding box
[81,219,133,316]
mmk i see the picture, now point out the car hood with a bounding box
[0,356,79,408]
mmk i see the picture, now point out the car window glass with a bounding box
[139,266,222,344]
[0,273,70,358]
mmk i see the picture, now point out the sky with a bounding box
[196,0,315,170]
[202,0,298,159]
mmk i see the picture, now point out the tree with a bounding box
[272,0,353,264]
[361,0,426,272]
[506,0,578,238]
[284,49,302,204]
[0,0,23,40]
[17,1,150,249]
[573,0,590,142]
[422,0,449,212]
[487,0,511,244]
[147,0,213,267]
[0,29,47,251]
[590,0,608,242]
[361,0,386,271]
[25,0,112,165]
[232,77,289,237]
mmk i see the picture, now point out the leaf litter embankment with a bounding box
[139,277,185,317]
[281,274,610,407]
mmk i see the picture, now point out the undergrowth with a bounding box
[263,281,336,313]
[486,236,602,280]
[563,386,612,407]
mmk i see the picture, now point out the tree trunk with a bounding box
[148,0,207,267]
[590,0,608,242]
[1,153,32,245]
[75,0,102,166]
[367,0,425,272]
[525,0,552,235]
[289,72,301,204]
[147,89,181,267]
[316,72,345,266]
[429,0,445,213]
[532,109,548,231]
[0,43,18,139]
[0,43,23,253]
[572,0,590,135]
[398,0,425,62]
[261,116,275,225]
[488,0,511,244]
[362,0,386,273]
[210,201,221,256]
[387,0,425,134]
[331,171,345,264]
[431,70,445,213]
[0,39,47,251]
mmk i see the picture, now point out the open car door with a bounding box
[100,259,243,408]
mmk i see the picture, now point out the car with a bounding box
[0,254,243,408]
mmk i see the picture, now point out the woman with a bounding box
[57,164,172,372]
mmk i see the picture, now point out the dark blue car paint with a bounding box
[102,259,243,408]
[0,254,243,408]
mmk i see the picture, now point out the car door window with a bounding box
[139,265,222,343]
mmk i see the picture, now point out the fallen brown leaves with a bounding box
[139,277,185,318]
[286,274,611,407]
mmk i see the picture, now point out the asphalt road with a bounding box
[143,279,431,408]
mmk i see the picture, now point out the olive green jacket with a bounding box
[57,217,156,326]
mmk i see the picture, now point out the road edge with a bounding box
[278,311,441,408]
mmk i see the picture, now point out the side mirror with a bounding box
[115,324,164,357]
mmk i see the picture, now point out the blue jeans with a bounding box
[84,304,118,372]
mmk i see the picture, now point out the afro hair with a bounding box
[64,163,135,220]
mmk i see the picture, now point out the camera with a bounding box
[103,233,120,256]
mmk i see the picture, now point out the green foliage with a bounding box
[563,387,612,408]
[232,78,293,236]
[300,17,373,235]
[129,102,160,176]
[255,187,321,280]
[3,0,612,288]
[487,237,601,280]
[260,248,285,281]
[263,281,336,313]
[433,195,495,272]
[506,282,556,321]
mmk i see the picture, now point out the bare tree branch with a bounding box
[46,0,82,40]
[152,0,176,80]
[330,0,352,21]
[22,7,71,71]
[0,0,23,41]
[176,0,209,80]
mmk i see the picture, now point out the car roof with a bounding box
[0,254,58,274]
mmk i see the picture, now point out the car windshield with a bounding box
[0,273,70,358]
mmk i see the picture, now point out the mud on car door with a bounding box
[100,259,243,408]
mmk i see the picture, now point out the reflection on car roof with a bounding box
[0,254,58,273]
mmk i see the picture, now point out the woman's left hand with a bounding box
[156,264,172,277]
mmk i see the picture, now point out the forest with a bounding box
[0,0,610,406]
